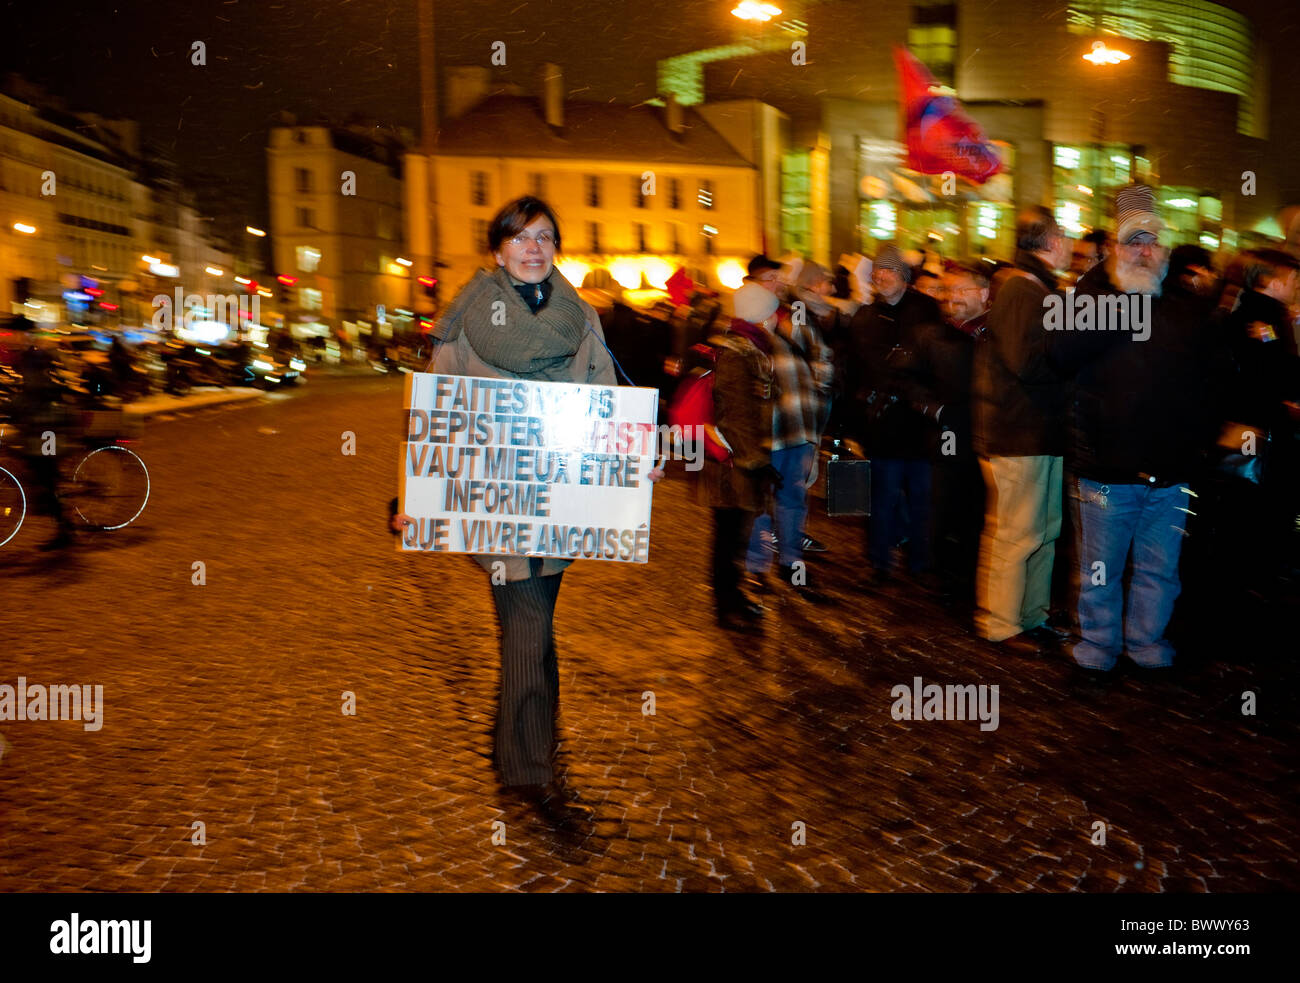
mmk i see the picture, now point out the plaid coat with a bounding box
[770,311,834,450]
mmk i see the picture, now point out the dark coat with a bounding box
[1047,261,1221,483]
[972,251,1067,457]
[844,288,946,459]
[698,328,775,511]
[1221,288,1300,431]
[918,317,980,457]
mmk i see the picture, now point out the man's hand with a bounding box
[647,466,665,483]
[750,463,784,492]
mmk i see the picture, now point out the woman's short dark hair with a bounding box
[487,196,562,252]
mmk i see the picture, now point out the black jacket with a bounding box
[973,252,1067,457]
[1048,261,1220,483]
[845,288,945,458]
[1221,288,1299,431]
[920,318,979,456]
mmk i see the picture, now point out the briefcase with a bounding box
[826,444,871,516]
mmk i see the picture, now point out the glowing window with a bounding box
[1055,146,1083,169]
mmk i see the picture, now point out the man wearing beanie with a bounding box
[1049,185,1219,670]
[972,206,1071,657]
[846,244,948,585]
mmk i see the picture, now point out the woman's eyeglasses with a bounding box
[507,230,556,248]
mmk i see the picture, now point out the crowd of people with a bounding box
[702,182,1299,678]
[385,190,1297,837]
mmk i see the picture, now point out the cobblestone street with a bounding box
[1,374,1296,892]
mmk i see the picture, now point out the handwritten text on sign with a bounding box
[398,374,659,561]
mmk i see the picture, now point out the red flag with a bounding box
[666,266,695,307]
[894,46,1003,185]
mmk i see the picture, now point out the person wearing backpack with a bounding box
[699,283,782,633]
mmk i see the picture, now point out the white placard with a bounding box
[397,373,659,562]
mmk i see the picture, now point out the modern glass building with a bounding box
[659,0,1277,265]
[1066,1,1262,137]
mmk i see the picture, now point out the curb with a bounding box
[125,387,268,422]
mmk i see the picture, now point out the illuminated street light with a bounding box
[395,256,413,267]
[142,254,160,265]
[234,276,251,285]
[731,1,781,22]
[13,222,37,234]
[1083,41,1130,65]
[246,226,267,237]
[205,266,224,276]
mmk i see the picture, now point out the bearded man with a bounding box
[1047,185,1218,671]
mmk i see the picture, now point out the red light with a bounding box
[417,276,437,288]
[247,280,258,294]
[99,302,118,311]
[418,317,434,332]
[85,287,104,297]
[277,274,297,286]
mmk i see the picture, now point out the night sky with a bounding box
[3,0,1297,230]
[1,0,737,229]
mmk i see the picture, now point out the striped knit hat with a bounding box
[874,244,912,282]
[1115,184,1166,244]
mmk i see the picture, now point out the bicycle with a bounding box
[0,411,150,548]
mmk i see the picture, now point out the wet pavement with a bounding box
[1,373,1296,892]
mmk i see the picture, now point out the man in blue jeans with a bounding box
[743,260,835,602]
[1047,185,1219,670]
[847,245,947,585]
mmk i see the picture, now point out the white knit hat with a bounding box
[732,282,780,324]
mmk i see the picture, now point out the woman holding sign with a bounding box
[392,196,659,833]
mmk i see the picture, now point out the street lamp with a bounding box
[1082,41,1132,227]
[13,222,36,235]
[731,1,781,21]
[246,226,266,237]
[1083,41,1130,65]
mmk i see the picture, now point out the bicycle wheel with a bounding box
[0,464,26,546]
[67,445,150,530]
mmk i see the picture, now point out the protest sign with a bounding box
[397,373,659,562]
